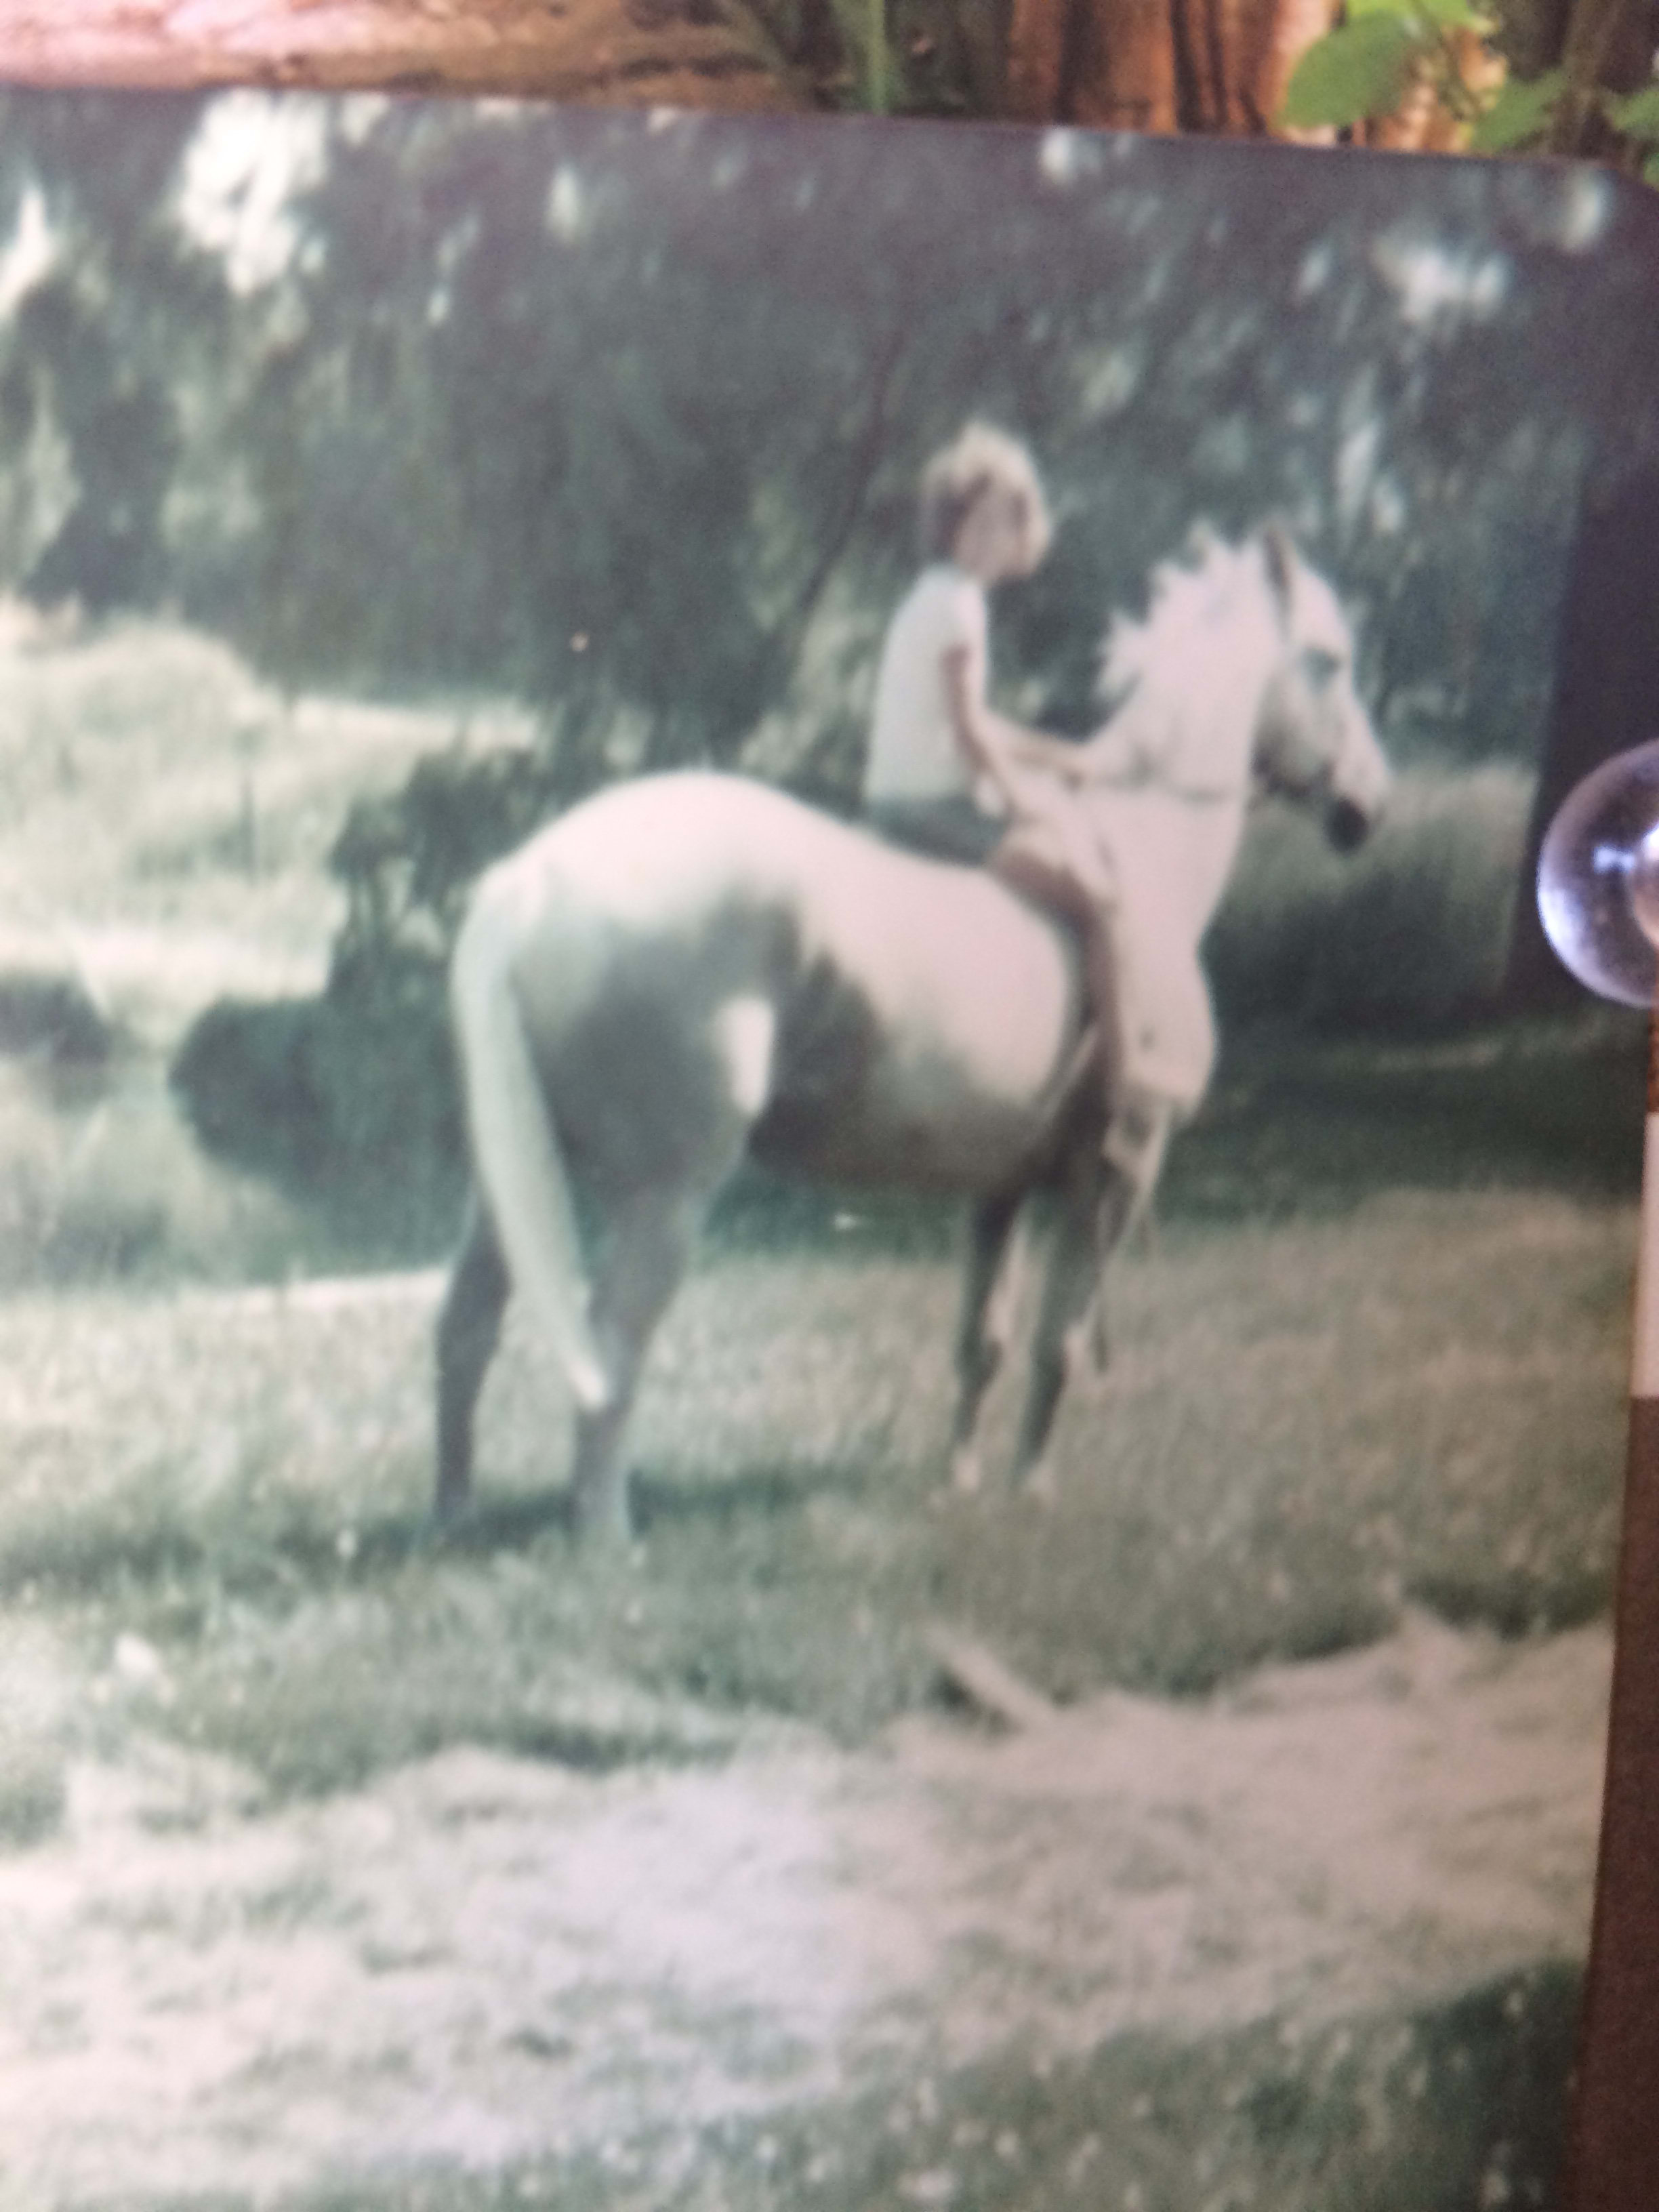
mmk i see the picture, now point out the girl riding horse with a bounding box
[863,425,1157,1191]
[434,508,1389,1538]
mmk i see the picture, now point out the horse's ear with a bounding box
[1260,518,1296,613]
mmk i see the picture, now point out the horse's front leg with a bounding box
[1013,1156,1132,1500]
[434,1190,510,1525]
[949,1188,1023,1494]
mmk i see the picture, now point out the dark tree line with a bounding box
[3,93,1658,1057]
[1,90,1649,1187]
[2,97,1655,761]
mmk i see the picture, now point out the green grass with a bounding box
[0,1181,1629,1805]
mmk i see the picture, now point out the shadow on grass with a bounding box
[1409,1563,1614,1640]
[0,1454,878,1607]
[632,1456,876,1529]
[0,1488,532,1604]
[382,1456,874,1560]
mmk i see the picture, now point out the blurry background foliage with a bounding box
[0,97,1653,1188]
[1279,0,1659,167]
[692,0,1659,171]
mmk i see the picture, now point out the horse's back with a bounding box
[474,772,1080,1190]
[497,773,832,929]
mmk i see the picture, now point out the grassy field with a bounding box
[0,1174,1630,1822]
[0,615,1632,2212]
[0,608,534,1030]
[0,611,1639,1824]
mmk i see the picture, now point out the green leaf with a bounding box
[1468,67,1566,151]
[1643,147,1659,186]
[1345,0,1489,32]
[1610,83,1659,143]
[1279,15,1421,127]
[1347,0,1490,28]
[1415,0,1494,28]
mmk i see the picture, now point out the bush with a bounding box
[171,946,464,1256]
[1208,764,1529,1033]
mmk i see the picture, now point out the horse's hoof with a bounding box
[575,1520,634,1555]
[573,1494,635,1551]
[1021,1460,1059,1507]
[430,1489,474,1540]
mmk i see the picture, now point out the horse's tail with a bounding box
[450,879,611,1414]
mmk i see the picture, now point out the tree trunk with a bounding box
[1547,0,1659,152]
[1008,0,1332,130]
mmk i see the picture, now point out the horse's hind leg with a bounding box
[435,1189,510,1524]
[569,992,771,1544]
[569,1189,698,1546]
[949,1189,1023,1494]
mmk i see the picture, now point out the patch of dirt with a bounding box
[0,1610,1608,2204]
[0,0,787,106]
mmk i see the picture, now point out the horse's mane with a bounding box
[1097,529,1262,711]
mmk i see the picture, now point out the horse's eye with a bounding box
[1301,647,1341,689]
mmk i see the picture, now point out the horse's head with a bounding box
[1252,523,1389,851]
[1088,524,1389,849]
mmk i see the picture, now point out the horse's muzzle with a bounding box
[1326,795,1374,853]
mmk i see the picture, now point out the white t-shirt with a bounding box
[863,564,990,805]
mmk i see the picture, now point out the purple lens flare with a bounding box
[1538,738,1659,1008]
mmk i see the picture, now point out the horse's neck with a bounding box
[1106,627,1269,804]
[1085,781,1248,951]
[1080,584,1276,939]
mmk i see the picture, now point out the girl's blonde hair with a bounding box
[918,422,1052,573]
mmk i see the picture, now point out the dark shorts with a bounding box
[867,794,1005,866]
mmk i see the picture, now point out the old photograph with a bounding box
[0,94,1651,2208]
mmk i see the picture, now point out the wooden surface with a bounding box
[0,0,785,104]
[1566,1392,1659,2209]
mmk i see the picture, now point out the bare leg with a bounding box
[569,1191,698,1545]
[434,1189,510,1525]
[989,828,1124,1113]
[1102,1093,1175,1252]
[949,1189,1024,1494]
[1014,1152,1133,1498]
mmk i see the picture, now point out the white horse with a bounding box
[435,525,1389,1539]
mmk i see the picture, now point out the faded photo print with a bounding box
[0,94,1653,2210]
